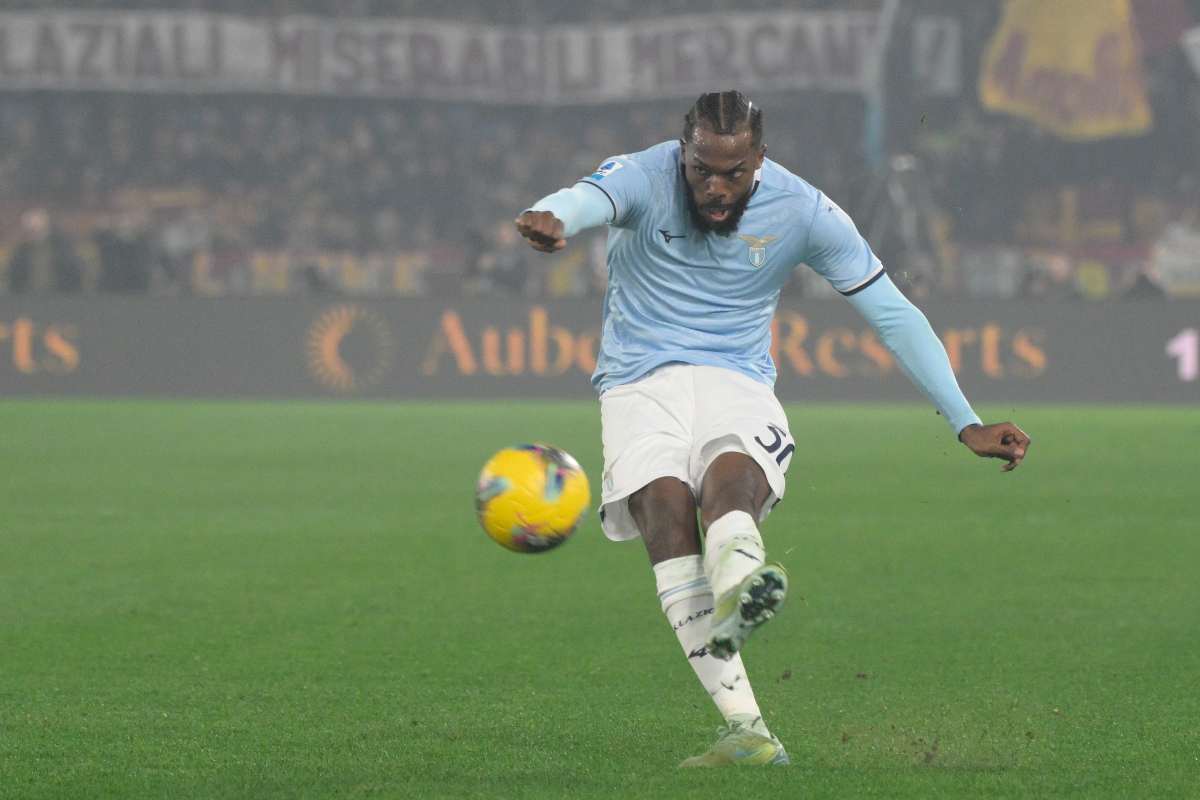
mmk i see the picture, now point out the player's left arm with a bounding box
[847,276,1030,470]
[803,196,1031,471]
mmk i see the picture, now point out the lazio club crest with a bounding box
[738,234,777,268]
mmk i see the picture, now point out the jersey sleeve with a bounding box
[845,273,981,434]
[574,156,652,229]
[527,183,614,238]
[802,194,885,295]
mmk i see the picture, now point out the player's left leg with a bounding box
[699,453,790,660]
[688,366,795,661]
[676,452,791,767]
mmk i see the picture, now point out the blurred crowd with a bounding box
[0,90,872,298]
[2,0,1199,301]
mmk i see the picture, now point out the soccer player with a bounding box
[514,91,1030,768]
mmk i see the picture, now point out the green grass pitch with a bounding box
[1,400,1197,799]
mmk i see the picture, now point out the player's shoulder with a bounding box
[757,158,824,211]
[609,140,681,176]
[585,142,678,205]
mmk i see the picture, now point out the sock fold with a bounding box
[703,510,765,599]
[655,554,709,611]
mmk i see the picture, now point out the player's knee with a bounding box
[700,453,769,530]
[628,477,699,558]
[628,477,693,530]
[700,489,758,532]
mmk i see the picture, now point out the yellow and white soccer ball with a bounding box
[475,444,590,553]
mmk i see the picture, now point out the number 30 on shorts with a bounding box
[754,424,794,468]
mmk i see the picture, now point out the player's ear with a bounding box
[756,144,767,167]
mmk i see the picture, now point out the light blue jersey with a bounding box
[576,141,880,393]
[529,140,981,434]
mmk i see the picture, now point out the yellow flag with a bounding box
[979,0,1152,140]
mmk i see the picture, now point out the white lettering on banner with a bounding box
[1165,328,1198,383]
[912,16,961,96]
[0,12,228,86]
[1184,26,1200,79]
[0,10,954,102]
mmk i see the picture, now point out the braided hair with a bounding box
[682,90,763,148]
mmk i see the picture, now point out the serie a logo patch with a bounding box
[590,160,624,180]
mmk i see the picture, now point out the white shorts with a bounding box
[598,363,795,542]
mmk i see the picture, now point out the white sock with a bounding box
[654,555,767,728]
[703,510,766,600]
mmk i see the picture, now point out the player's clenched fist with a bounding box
[514,210,567,253]
[958,422,1031,472]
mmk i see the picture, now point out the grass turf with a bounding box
[1,400,1197,799]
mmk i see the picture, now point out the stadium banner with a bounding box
[0,9,959,101]
[978,0,1152,140]
[0,297,1198,403]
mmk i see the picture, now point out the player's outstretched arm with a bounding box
[845,274,1031,471]
[802,195,1031,471]
[515,183,614,254]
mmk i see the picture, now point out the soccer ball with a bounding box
[475,444,590,553]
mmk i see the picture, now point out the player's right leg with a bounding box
[598,365,784,767]
[626,478,786,767]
